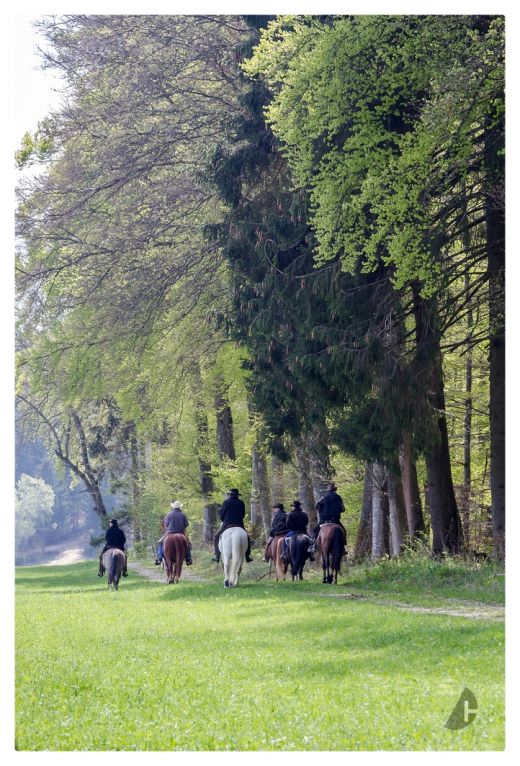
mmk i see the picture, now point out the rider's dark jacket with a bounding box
[105,525,126,550]
[286,509,309,534]
[315,490,345,524]
[220,495,246,527]
[270,509,288,537]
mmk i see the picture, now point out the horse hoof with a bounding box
[224,580,230,588]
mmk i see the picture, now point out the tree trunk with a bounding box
[354,462,373,561]
[191,364,217,543]
[69,410,108,519]
[215,379,236,461]
[251,444,271,540]
[387,470,407,557]
[371,461,387,561]
[485,116,505,560]
[306,419,333,503]
[460,272,473,551]
[271,454,285,508]
[294,436,317,526]
[399,432,425,539]
[129,426,142,544]
[412,285,462,555]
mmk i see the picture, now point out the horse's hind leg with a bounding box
[322,557,328,584]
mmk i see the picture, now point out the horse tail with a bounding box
[109,551,118,587]
[289,536,304,578]
[229,528,247,585]
[174,536,186,582]
[332,527,343,573]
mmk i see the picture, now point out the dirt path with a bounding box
[46,546,92,566]
[312,591,504,621]
[128,560,203,582]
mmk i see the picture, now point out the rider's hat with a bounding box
[171,500,183,509]
[110,518,119,525]
[292,500,302,509]
[229,488,240,495]
[273,503,284,511]
[327,482,337,491]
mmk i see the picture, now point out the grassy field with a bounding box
[15,556,505,751]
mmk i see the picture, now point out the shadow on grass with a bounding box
[155,582,503,682]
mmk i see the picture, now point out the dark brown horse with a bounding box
[286,533,311,581]
[163,533,188,584]
[317,523,345,584]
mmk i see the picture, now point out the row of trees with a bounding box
[16,15,504,559]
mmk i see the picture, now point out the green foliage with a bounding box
[15,474,55,550]
[16,15,504,557]
[346,554,504,605]
[15,122,55,167]
[245,15,504,292]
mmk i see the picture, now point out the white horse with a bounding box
[219,527,248,588]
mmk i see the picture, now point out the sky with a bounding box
[13,15,65,152]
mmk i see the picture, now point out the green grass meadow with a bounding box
[15,559,505,751]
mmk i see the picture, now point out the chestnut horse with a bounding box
[317,523,345,584]
[102,548,125,590]
[163,533,188,584]
[268,535,288,580]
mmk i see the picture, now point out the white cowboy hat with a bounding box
[171,500,183,509]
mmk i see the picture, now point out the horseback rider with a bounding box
[263,503,288,562]
[281,500,314,561]
[98,518,128,577]
[308,482,348,555]
[154,501,193,566]
[212,488,253,563]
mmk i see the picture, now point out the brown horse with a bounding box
[317,523,346,584]
[102,548,126,590]
[163,533,188,584]
[286,533,311,581]
[271,535,289,580]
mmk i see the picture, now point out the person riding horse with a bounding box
[98,518,128,577]
[155,501,193,565]
[263,503,288,562]
[308,483,348,555]
[281,500,314,561]
[212,488,253,563]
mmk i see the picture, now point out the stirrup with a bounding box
[246,554,253,563]
[212,554,220,563]
[186,560,193,565]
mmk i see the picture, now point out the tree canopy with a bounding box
[15,14,505,560]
